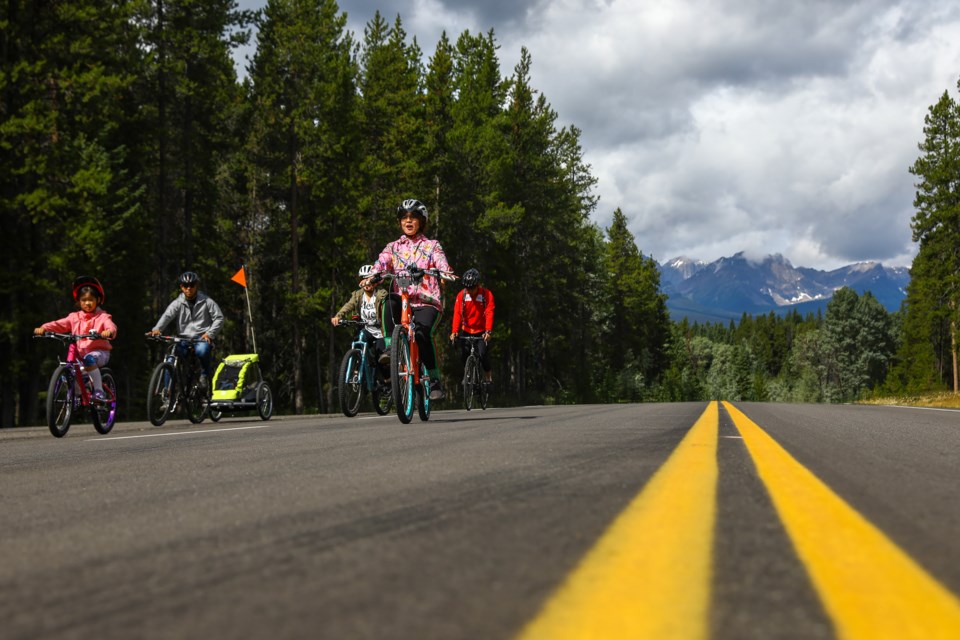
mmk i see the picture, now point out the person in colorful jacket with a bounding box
[34,276,117,401]
[148,271,224,386]
[367,198,454,401]
[449,268,495,385]
[332,264,390,380]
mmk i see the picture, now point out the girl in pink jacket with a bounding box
[34,276,117,400]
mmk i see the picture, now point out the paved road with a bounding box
[2,402,958,639]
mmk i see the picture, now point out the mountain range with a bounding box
[658,252,911,323]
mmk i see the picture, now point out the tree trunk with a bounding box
[289,124,303,413]
[952,318,958,393]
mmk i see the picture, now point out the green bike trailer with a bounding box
[208,354,273,421]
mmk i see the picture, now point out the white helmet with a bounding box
[358,264,375,279]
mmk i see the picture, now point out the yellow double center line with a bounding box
[519,401,960,639]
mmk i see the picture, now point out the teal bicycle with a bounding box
[337,319,392,417]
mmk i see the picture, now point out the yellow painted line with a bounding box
[724,401,960,640]
[518,401,719,640]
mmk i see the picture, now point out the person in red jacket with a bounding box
[449,268,495,385]
[34,276,117,400]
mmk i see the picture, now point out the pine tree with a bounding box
[907,86,960,392]
[0,0,145,426]
[246,0,357,413]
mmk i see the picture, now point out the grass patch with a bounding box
[858,391,960,409]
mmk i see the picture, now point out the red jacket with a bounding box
[451,287,495,334]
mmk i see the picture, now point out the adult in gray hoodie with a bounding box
[148,271,224,384]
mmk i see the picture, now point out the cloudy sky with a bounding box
[237,0,960,270]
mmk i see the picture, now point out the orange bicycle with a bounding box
[376,268,455,423]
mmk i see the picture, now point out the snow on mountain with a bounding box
[658,252,909,322]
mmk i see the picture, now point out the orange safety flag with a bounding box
[230,266,247,288]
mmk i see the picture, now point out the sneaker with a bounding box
[429,383,446,402]
[93,390,107,402]
[378,352,390,365]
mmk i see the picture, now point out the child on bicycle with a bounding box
[148,271,224,387]
[34,276,117,400]
[449,268,495,386]
[365,198,454,401]
[331,264,390,381]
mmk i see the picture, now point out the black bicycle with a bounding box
[459,335,490,411]
[145,335,210,425]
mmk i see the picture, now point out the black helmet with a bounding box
[396,198,428,220]
[462,268,481,288]
[178,271,200,286]
[72,276,105,304]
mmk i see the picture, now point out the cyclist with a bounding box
[148,271,224,387]
[34,276,117,401]
[331,264,390,381]
[449,268,495,386]
[366,198,454,401]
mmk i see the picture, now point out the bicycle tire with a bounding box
[417,363,431,422]
[338,348,365,417]
[147,362,175,426]
[463,356,478,411]
[479,378,490,410]
[209,407,223,422]
[185,378,207,423]
[256,382,273,420]
[46,364,74,438]
[391,326,414,424]
[372,380,392,415]
[92,369,118,434]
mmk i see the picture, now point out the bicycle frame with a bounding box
[397,276,422,387]
[43,333,112,407]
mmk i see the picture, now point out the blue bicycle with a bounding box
[337,320,392,417]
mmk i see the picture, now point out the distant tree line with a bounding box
[0,1,952,427]
[1,0,671,426]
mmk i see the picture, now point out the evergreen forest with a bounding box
[2,0,957,427]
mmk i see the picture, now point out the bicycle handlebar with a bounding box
[144,333,204,345]
[34,331,110,342]
[372,268,457,284]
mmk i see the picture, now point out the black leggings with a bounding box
[459,333,491,372]
[383,295,441,373]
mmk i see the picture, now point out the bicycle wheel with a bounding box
[463,355,478,411]
[209,407,223,422]
[256,382,273,420]
[417,363,431,422]
[391,326,414,424]
[372,379,392,415]
[479,378,490,410]
[46,364,74,438]
[92,369,118,434]
[185,378,208,423]
[338,348,365,417]
[147,363,175,426]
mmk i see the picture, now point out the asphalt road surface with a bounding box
[2,402,959,639]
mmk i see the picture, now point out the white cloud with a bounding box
[238,0,960,269]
